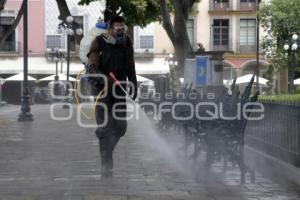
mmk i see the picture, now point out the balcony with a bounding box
[209,0,232,11]
[238,44,256,54]
[238,2,257,11]
[0,41,19,56]
[211,38,233,52]
[212,44,230,51]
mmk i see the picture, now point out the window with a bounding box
[214,0,229,3]
[240,19,256,46]
[70,16,84,52]
[241,0,256,2]
[213,19,229,48]
[134,23,155,50]
[187,19,194,46]
[46,35,65,49]
[140,36,154,49]
[0,16,16,52]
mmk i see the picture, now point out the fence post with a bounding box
[297,114,300,167]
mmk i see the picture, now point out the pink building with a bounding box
[0,0,45,56]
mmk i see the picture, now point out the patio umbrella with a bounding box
[231,74,269,86]
[136,75,151,83]
[38,73,76,82]
[294,78,300,85]
[5,72,36,81]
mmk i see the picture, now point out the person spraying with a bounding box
[87,16,137,177]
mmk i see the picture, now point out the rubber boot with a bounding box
[95,130,112,177]
[99,136,114,177]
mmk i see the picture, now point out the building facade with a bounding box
[45,0,102,54]
[1,0,269,80]
[199,0,268,80]
[0,0,45,57]
[0,0,169,77]
[136,0,269,81]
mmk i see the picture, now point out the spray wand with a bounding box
[109,72,135,102]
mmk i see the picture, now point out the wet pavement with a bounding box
[0,104,299,200]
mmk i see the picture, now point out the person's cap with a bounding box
[108,16,126,27]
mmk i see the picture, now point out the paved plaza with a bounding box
[0,104,299,200]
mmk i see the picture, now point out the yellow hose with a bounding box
[75,69,105,120]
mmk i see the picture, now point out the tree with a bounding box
[0,0,7,11]
[260,0,300,93]
[78,0,200,92]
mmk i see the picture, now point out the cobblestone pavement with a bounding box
[0,104,299,200]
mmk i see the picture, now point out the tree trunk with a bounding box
[127,26,134,42]
[0,0,7,11]
[159,0,193,93]
[55,0,71,22]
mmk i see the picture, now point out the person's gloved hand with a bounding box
[88,76,104,89]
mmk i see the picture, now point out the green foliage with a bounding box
[260,0,300,40]
[78,0,161,27]
[265,64,275,95]
[260,0,300,85]
[259,94,300,104]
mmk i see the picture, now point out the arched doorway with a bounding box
[240,59,269,76]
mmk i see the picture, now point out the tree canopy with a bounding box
[260,0,300,42]
[260,0,300,93]
[78,0,161,27]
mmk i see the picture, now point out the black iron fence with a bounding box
[245,101,300,167]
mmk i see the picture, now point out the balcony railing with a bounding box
[0,41,19,55]
[238,2,257,11]
[238,44,256,54]
[212,44,230,51]
[209,0,233,11]
[211,38,233,52]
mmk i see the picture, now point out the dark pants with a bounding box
[93,87,127,170]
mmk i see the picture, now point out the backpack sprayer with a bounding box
[75,71,135,120]
[76,21,136,120]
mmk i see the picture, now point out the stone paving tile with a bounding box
[84,195,127,200]
[0,105,299,200]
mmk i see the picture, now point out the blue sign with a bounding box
[196,57,208,87]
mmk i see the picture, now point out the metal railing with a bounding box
[245,101,300,167]
[209,0,233,11]
[238,2,257,11]
[211,39,234,51]
[237,44,256,54]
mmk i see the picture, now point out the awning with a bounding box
[224,74,269,86]
[38,73,77,82]
[294,78,300,85]
[4,72,36,81]
[135,58,169,75]
[136,75,151,82]
[0,57,170,75]
[0,57,84,75]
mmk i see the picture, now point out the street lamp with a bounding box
[46,48,65,98]
[255,0,261,92]
[18,0,33,121]
[58,16,83,109]
[284,33,299,94]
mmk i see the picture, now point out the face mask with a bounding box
[115,32,126,45]
[111,25,128,45]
